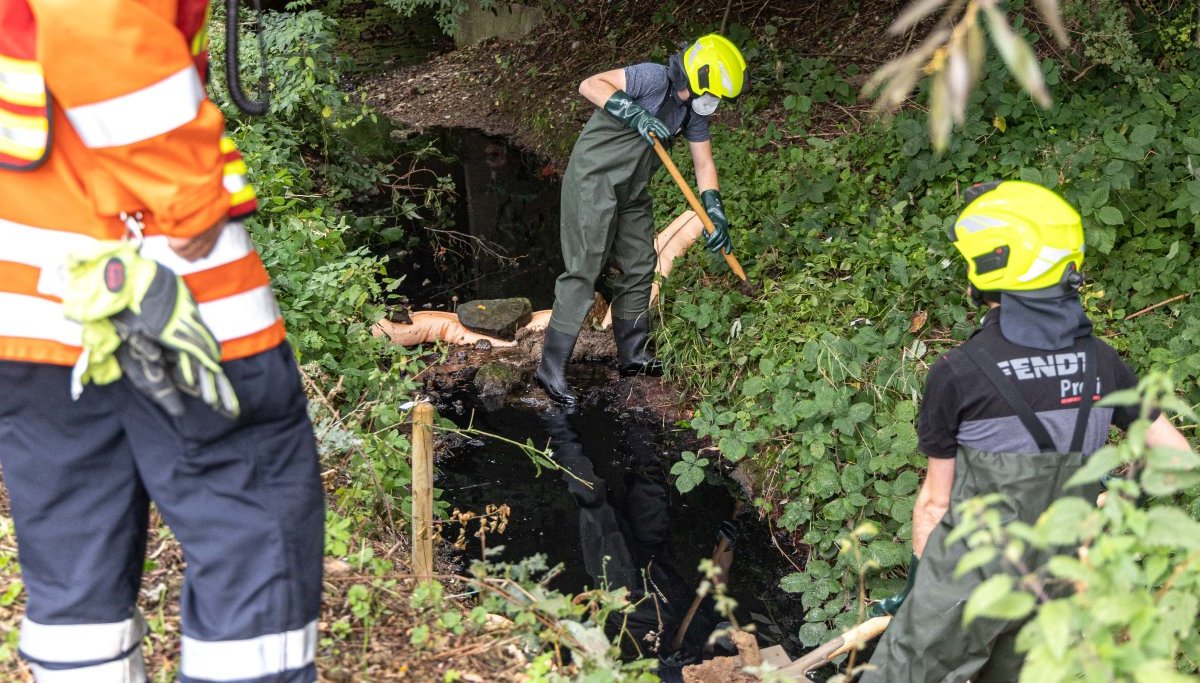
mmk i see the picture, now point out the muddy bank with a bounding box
[364,44,580,165]
[364,1,908,162]
[418,319,690,423]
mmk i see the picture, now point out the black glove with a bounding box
[700,189,732,254]
[870,553,918,617]
[715,519,740,549]
[604,90,671,146]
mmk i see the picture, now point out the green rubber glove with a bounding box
[62,241,240,419]
[604,90,671,146]
[870,553,918,617]
[700,189,732,254]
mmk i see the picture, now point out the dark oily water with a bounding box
[388,128,564,312]
[437,387,814,668]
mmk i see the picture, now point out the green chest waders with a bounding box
[863,338,1104,683]
[548,107,668,336]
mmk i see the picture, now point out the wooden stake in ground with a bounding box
[649,134,750,285]
[412,402,436,579]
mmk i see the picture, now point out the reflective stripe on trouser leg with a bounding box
[20,614,147,683]
[115,343,323,683]
[180,620,317,682]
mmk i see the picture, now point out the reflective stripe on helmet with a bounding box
[955,215,1006,234]
[1017,245,1074,283]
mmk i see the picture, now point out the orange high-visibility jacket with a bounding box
[0,0,284,367]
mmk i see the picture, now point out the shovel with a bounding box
[669,500,745,653]
[649,134,750,286]
[776,615,892,677]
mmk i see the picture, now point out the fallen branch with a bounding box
[1124,292,1192,321]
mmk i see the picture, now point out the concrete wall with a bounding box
[454,1,546,48]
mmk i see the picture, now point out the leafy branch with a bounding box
[949,373,1200,680]
[865,0,1070,151]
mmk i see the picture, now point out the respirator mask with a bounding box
[691,92,719,116]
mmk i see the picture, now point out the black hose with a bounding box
[225,0,270,115]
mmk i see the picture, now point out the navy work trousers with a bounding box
[0,342,323,683]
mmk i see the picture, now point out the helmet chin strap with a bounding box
[969,285,1000,308]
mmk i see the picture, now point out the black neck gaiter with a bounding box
[997,292,1093,351]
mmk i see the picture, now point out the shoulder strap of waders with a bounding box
[962,344,1058,453]
[1068,337,1099,454]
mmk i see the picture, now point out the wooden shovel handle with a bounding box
[649,135,749,283]
[779,615,892,676]
[669,500,744,653]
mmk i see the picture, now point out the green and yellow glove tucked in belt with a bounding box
[62,241,240,419]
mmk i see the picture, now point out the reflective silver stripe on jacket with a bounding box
[65,67,205,149]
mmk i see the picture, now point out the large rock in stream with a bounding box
[457,298,532,341]
[473,359,528,411]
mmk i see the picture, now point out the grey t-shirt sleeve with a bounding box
[623,63,669,104]
[623,62,712,142]
[684,112,711,143]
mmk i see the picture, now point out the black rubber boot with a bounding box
[612,316,664,377]
[535,327,580,405]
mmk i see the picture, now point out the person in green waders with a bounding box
[535,34,747,405]
[861,181,1192,682]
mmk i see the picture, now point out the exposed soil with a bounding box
[365,1,916,164]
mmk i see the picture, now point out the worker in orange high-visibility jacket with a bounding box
[0,1,323,682]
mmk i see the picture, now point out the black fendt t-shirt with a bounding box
[918,308,1142,459]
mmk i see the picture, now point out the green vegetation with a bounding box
[954,374,1200,681]
[1,0,1197,680]
[381,0,494,35]
[212,1,432,552]
[644,3,1200,668]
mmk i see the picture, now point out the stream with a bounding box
[436,380,814,670]
[386,127,564,312]
[389,127,837,676]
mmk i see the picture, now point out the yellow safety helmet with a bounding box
[950,181,1084,295]
[683,34,747,99]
